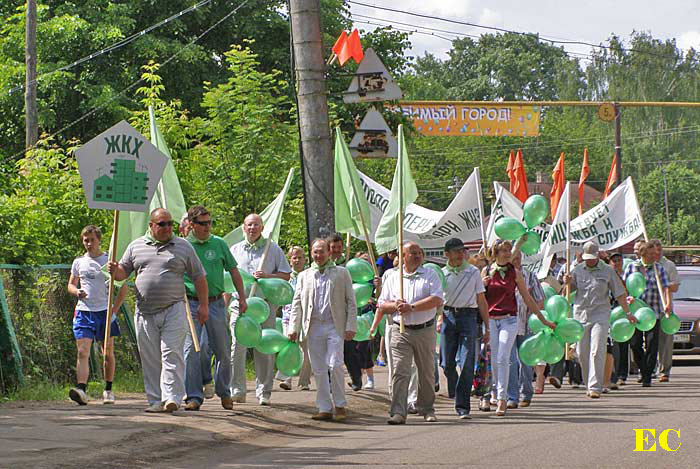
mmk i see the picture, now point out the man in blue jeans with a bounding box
[183,206,248,411]
[440,238,490,419]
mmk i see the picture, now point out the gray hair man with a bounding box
[229,213,291,405]
[109,208,208,413]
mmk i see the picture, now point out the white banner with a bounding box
[536,177,644,278]
[358,169,484,261]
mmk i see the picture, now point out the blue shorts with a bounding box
[73,309,121,341]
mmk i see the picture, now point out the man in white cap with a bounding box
[562,241,634,398]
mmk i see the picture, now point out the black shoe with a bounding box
[642,382,651,387]
[347,381,361,392]
[434,383,440,392]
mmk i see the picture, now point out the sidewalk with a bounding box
[0,366,394,469]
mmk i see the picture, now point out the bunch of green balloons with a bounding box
[625,272,646,298]
[256,328,290,354]
[245,297,271,324]
[520,293,583,365]
[353,283,373,308]
[234,316,262,347]
[494,194,549,255]
[346,258,374,283]
[276,341,303,376]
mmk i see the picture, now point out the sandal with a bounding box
[496,399,507,416]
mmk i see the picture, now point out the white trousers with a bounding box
[578,321,608,393]
[135,301,188,406]
[308,321,347,413]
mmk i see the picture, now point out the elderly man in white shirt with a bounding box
[378,241,444,425]
[288,239,357,421]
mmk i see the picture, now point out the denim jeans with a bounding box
[508,333,534,403]
[184,298,232,404]
[489,316,518,401]
[199,327,214,385]
[440,309,477,415]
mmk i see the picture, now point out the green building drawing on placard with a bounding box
[93,158,149,204]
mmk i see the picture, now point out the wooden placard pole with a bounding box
[103,210,119,357]
[397,211,405,333]
[345,232,351,265]
[564,183,572,360]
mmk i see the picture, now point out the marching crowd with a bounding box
[67,206,679,424]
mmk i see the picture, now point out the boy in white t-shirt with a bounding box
[67,225,127,405]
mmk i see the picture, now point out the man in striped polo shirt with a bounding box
[109,208,208,413]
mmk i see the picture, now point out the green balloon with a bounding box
[436,330,441,346]
[346,258,375,283]
[523,194,549,229]
[377,317,387,336]
[234,316,262,347]
[520,230,542,255]
[629,298,650,314]
[494,217,527,241]
[258,277,295,305]
[240,270,256,288]
[554,318,584,342]
[661,312,681,335]
[610,318,635,342]
[634,307,657,332]
[528,313,547,334]
[245,297,271,324]
[541,335,566,364]
[276,342,303,376]
[224,271,235,293]
[423,263,447,289]
[518,332,546,366]
[257,328,290,354]
[610,306,626,324]
[626,272,646,298]
[541,283,556,299]
[355,316,371,341]
[545,295,569,323]
[568,291,576,305]
[275,317,284,334]
[353,283,373,308]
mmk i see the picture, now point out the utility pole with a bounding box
[25,0,38,149]
[289,0,334,242]
[614,102,622,187]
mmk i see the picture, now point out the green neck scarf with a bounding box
[640,259,654,269]
[145,232,173,246]
[187,233,211,244]
[491,262,509,279]
[245,235,266,250]
[290,270,300,281]
[312,260,335,273]
[403,267,420,279]
[445,261,468,274]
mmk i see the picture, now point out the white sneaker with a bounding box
[363,380,375,390]
[144,403,165,413]
[102,390,116,404]
[258,396,271,406]
[203,383,215,399]
[69,387,88,406]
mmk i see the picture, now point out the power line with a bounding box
[5,0,214,96]
[7,0,253,161]
[348,0,686,62]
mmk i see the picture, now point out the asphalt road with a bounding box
[160,358,699,469]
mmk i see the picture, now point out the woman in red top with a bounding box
[482,239,555,416]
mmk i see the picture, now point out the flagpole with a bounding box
[398,126,405,333]
[630,179,669,316]
[564,183,572,360]
[345,232,351,264]
[103,210,119,358]
[475,167,488,253]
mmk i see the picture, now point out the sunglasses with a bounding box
[192,220,212,226]
[152,220,174,227]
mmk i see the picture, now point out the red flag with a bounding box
[603,154,618,200]
[550,153,565,219]
[334,29,364,66]
[506,150,515,193]
[512,148,529,203]
[578,148,590,215]
[332,31,348,58]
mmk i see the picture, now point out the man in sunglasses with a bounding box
[183,206,248,411]
[230,213,291,406]
[108,208,208,413]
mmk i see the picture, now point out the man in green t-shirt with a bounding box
[184,205,247,411]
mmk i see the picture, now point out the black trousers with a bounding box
[630,322,660,384]
[613,340,629,382]
[344,340,363,386]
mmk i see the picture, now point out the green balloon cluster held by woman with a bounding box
[520,230,541,255]
[494,217,527,241]
[541,283,556,300]
[522,194,549,228]
[545,294,570,323]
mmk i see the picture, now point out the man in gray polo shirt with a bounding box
[562,241,634,399]
[109,208,208,413]
[229,213,291,405]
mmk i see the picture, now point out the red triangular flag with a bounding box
[578,148,590,215]
[512,149,529,203]
[332,31,348,57]
[603,154,618,200]
[347,29,364,64]
[506,150,515,193]
[550,153,565,219]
